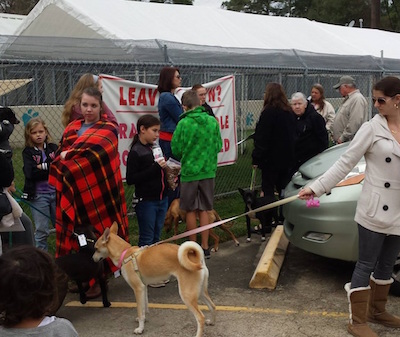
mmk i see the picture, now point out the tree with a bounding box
[0,0,38,14]
[222,0,400,32]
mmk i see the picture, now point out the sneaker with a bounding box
[203,248,211,259]
[148,279,170,288]
[148,282,166,288]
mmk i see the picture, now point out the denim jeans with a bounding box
[30,192,56,251]
[351,224,400,288]
[135,198,168,247]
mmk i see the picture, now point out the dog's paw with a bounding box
[234,241,240,246]
[134,327,144,334]
[210,247,217,252]
[103,301,111,308]
[205,319,215,326]
[261,236,266,242]
[246,238,251,243]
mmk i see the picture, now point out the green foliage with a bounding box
[222,0,400,32]
[0,0,38,14]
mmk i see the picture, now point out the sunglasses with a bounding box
[372,96,393,105]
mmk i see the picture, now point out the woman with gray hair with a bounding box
[291,92,328,172]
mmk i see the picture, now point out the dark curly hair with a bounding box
[0,246,57,327]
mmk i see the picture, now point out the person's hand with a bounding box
[60,151,68,160]
[298,187,315,200]
[8,181,16,193]
[155,157,167,168]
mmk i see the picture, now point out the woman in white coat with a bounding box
[299,76,400,337]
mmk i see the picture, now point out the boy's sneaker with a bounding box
[203,248,211,259]
[148,279,170,288]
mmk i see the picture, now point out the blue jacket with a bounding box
[158,92,183,133]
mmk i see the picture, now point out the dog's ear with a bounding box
[103,227,110,243]
[110,222,118,234]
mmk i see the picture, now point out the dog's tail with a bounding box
[177,241,204,271]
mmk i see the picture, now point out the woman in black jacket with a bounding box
[291,92,329,172]
[252,83,296,223]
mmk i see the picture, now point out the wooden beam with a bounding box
[249,225,289,289]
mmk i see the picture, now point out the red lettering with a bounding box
[129,88,136,105]
[224,138,230,152]
[148,89,158,106]
[121,150,129,166]
[219,138,230,153]
[219,115,229,129]
[129,124,137,139]
[119,87,127,105]
[137,88,147,106]
[208,87,216,102]
[119,123,127,139]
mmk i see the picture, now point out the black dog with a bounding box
[0,107,20,162]
[55,226,111,308]
[238,188,275,242]
[0,106,20,125]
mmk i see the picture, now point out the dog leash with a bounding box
[249,167,257,191]
[157,194,299,245]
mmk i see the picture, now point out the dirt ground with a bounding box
[58,235,400,337]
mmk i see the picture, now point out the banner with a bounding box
[101,75,237,180]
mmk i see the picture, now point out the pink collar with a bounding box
[117,248,129,269]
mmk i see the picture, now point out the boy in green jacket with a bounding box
[171,89,222,258]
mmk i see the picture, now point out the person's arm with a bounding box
[309,122,372,196]
[171,123,183,160]
[22,148,48,181]
[102,101,118,125]
[166,95,183,124]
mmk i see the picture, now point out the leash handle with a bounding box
[250,167,257,191]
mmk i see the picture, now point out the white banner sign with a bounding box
[101,74,237,180]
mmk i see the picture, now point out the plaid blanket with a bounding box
[49,119,129,257]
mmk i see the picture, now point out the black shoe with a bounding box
[203,248,211,259]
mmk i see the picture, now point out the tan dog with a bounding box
[164,198,239,251]
[93,222,216,337]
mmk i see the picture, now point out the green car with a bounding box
[283,142,400,294]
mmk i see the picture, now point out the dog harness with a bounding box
[117,247,146,283]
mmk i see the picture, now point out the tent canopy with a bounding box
[3,0,400,70]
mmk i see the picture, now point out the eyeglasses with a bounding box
[372,96,393,105]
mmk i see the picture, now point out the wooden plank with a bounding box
[249,225,289,289]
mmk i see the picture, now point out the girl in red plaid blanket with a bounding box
[49,87,129,296]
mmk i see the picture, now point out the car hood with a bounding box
[291,142,365,187]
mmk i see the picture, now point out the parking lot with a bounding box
[58,236,400,337]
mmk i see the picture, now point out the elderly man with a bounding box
[332,76,368,144]
[291,92,328,172]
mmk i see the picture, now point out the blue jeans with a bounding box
[135,198,168,247]
[30,192,56,251]
[351,224,400,288]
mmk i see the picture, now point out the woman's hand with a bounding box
[155,157,167,169]
[298,187,315,200]
[60,151,68,160]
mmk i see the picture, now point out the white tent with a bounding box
[4,0,400,70]
[0,13,25,35]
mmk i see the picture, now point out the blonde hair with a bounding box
[62,73,98,127]
[24,117,52,148]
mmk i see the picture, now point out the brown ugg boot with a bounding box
[345,282,378,337]
[368,275,400,328]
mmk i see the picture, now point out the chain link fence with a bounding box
[1,56,399,214]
